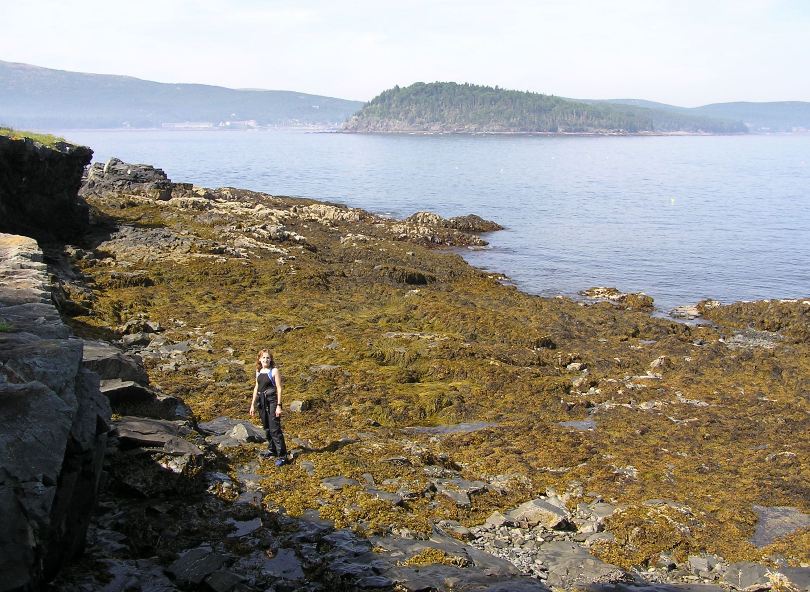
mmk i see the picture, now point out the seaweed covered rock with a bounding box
[581,286,655,311]
[0,135,92,241]
[699,298,810,343]
[56,159,810,588]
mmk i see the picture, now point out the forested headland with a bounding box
[343,82,747,134]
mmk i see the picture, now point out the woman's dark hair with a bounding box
[255,349,275,372]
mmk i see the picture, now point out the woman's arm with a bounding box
[273,368,283,417]
[249,376,259,416]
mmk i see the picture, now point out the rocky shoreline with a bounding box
[1,136,808,591]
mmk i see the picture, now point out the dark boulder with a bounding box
[80,157,175,200]
[0,135,92,241]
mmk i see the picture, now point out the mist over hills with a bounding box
[594,98,810,132]
[0,60,363,129]
[2,60,808,133]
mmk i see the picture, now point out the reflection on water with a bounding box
[62,129,810,311]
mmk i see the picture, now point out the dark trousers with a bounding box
[260,404,287,457]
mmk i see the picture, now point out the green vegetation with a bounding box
[68,188,809,570]
[0,320,12,332]
[344,82,747,134]
[0,126,66,147]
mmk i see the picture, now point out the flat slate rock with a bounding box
[365,488,403,506]
[534,541,629,589]
[168,545,228,585]
[402,422,499,435]
[722,562,770,590]
[198,416,266,442]
[751,505,810,547]
[384,564,545,592]
[321,476,360,491]
[260,547,304,581]
[114,418,203,457]
[82,339,149,383]
[590,585,725,592]
[100,378,193,420]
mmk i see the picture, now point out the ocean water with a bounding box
[60,129,810,312]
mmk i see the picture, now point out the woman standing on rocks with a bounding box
[249,349,287,466]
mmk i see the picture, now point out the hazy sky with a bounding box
[2,0,808,105]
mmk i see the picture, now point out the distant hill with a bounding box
[600,99,810,132]
[343,82,747,134]
[0,60,364,129]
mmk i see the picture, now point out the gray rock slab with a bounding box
[435,520,473,540]
[322,529,373,556]
[589,502,618,520]
[100,378,192,420]
[321,476,360,491]
[373,531,519,577]
[260,547,304,581]
[508,498,571,529]
[204,570,245,592]
[288,399,310,412]
[199,416,266,441]
[559,419,597,431]
[168,545,228,585]
[590,585,725,592]
[535,541,629,589]
[327,558,375,578]
[401,422,499,435]
[384,565,545,592]
[485,511,511,528]
[114,418,203,457]
[0,302,70,339]
[782,567,810,592]
[365,488,404,506]
[0,382,73,591]
[82,339,148,383]
[435,484,471,507]
[723,562,770,590]
[0,235,111,592]
[355,575,395,589]
[227,517,263,538]
[51,557,180,592]
[751,505,810,547]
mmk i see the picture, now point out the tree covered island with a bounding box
[343,82,748,135]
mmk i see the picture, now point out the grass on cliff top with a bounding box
[0,126,67,147]
[68,191,810,569]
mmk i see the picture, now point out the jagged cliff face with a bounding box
[0,135,92,241]
[0,234,110,592]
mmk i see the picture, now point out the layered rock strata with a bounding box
[0,136,92,241]
[0,233,110,592]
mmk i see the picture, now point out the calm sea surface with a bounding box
[59,129,810,312]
